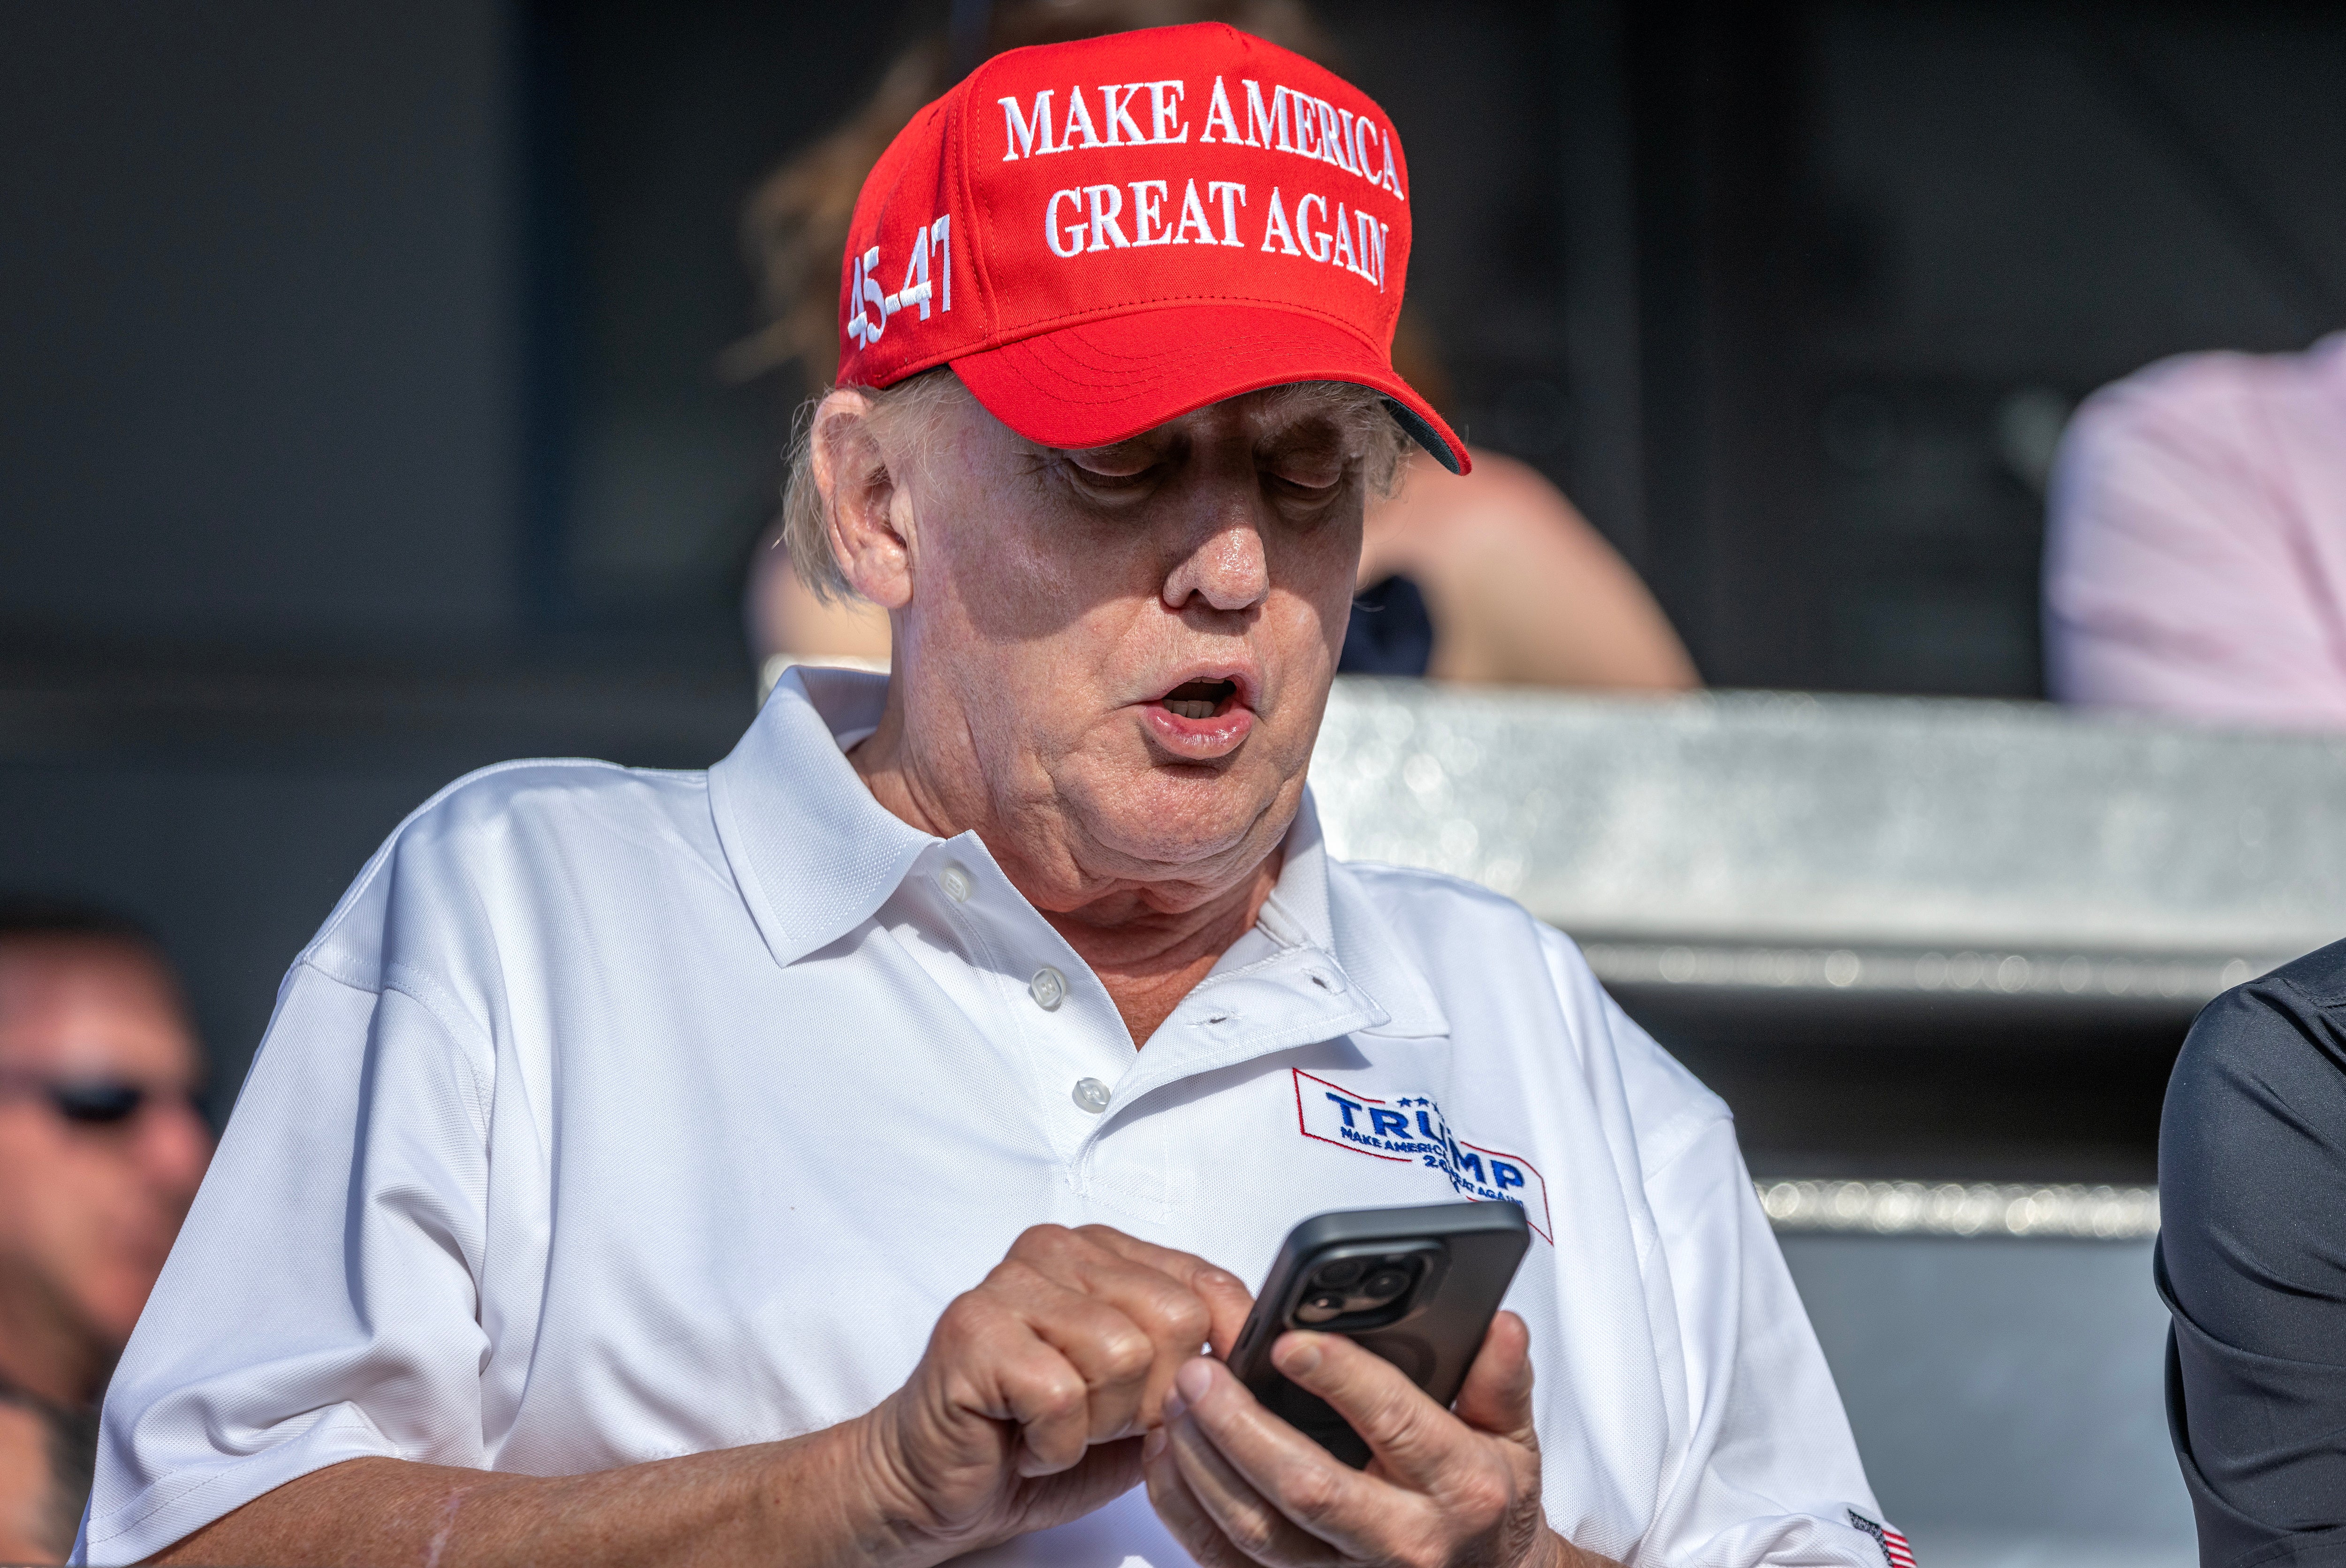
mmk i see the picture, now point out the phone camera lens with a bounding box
[1296,1293,1347,1324]
[1361,1267,1413,1302]
[1311,1258,1366,1290]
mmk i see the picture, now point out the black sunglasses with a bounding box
[0,1071,203,1126]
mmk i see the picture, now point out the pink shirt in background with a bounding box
[2044,332,2346,730]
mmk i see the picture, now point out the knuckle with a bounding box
[1012,1223,1076,1261]
[982,1258,1039,1294]
[1282,1464,1345,1525]
[1161,1292,1211,1346]
[973,1279,1043,1324]
[1357,1385,1424,1447]
[1449,1469,1512,1526]
[1030,1371,1088,1422]
[1133,1282,1200,1340]
[1099,1326,1155,1382]
[935,1291,997,1344]
[1225,1504,1282,1556]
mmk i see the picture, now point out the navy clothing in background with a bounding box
[1338,574,1435,677]
[2159,937,2346,1567]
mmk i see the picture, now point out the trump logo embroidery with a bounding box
[1292,1069,1554,1242]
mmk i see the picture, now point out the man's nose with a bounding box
[1162,514,1271,615]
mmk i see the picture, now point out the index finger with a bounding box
[1068,1225,1255,1358]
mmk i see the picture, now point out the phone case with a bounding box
[1224,1200,1531,1468]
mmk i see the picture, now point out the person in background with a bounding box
[2043,332,2346,729]
[0,1391,93,1566]
[0,901,212,1564]
[734,0,1698,696]
[2158,936,2346,1565]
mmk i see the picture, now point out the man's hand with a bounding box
[1142,1311,1616,1568]
[849,1223,1256,1563]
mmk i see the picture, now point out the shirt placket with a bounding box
[898,841,1394,1222]
[912,838,1151,1172]
[1080,946,1393,1216]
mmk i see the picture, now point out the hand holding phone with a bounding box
[1224,1200,1531,1467]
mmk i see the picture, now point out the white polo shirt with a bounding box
[78,669,1899,1568]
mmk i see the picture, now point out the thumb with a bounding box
[1452,1311,1538,1445]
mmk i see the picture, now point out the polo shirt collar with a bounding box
[709,666,933,971]
[1259,794,1447,1041]
[709,667,1448,1041]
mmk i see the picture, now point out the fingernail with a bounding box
[1143,1427,1167,1462]
[1274,1336,1322,1377]
[1175,1357,1214,1403]
[1162,1386,1188,1423]
[1196,1267,1236,1288]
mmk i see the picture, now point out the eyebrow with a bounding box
[1256,418,1355,458]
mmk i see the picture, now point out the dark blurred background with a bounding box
[4,0,2343,1106]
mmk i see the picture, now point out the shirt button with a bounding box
[1072,1077,1112,1114]
[1028,966,1067,1011]
[939,863,973,903]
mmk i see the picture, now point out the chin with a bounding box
[1087,758,1295,872]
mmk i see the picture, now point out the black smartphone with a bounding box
[1224,1200,1532,1468]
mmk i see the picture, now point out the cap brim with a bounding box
[948,304,1469,474]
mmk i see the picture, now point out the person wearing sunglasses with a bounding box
[0,899,211,1563]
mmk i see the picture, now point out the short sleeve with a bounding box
[1636,1111,1901,1568]
[2157,941,2346,1567]
[2043,356,2346,728]
[1538,933,1904,1567]
[74,961,492,1566]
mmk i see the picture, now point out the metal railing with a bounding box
[1311,680,2346,986]
[1757,1179,2160,1240]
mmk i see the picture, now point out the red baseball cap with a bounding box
[835,22,1468,474]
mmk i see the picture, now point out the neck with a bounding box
[0,1268,110,1408]
[850,695,1284,1049]
[1036,860,1280,1047]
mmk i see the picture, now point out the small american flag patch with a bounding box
[1848,1509,1916,1568]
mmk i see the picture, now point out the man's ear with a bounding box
[809,388,915,611]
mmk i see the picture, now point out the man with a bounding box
[738,0,1699,700]
[2,1393,86,1563]
[82,25,1905,1568]
[2044,332,2346,730]
[2158,937,2346,1565]
[0,900,210,1561]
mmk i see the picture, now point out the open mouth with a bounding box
[1159,678,1238,720]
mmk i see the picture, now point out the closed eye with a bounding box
[1265,455,1351,505]
[1057,443,1165,497]
[1258,429,1351,499]
[1270,467,1345,496]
